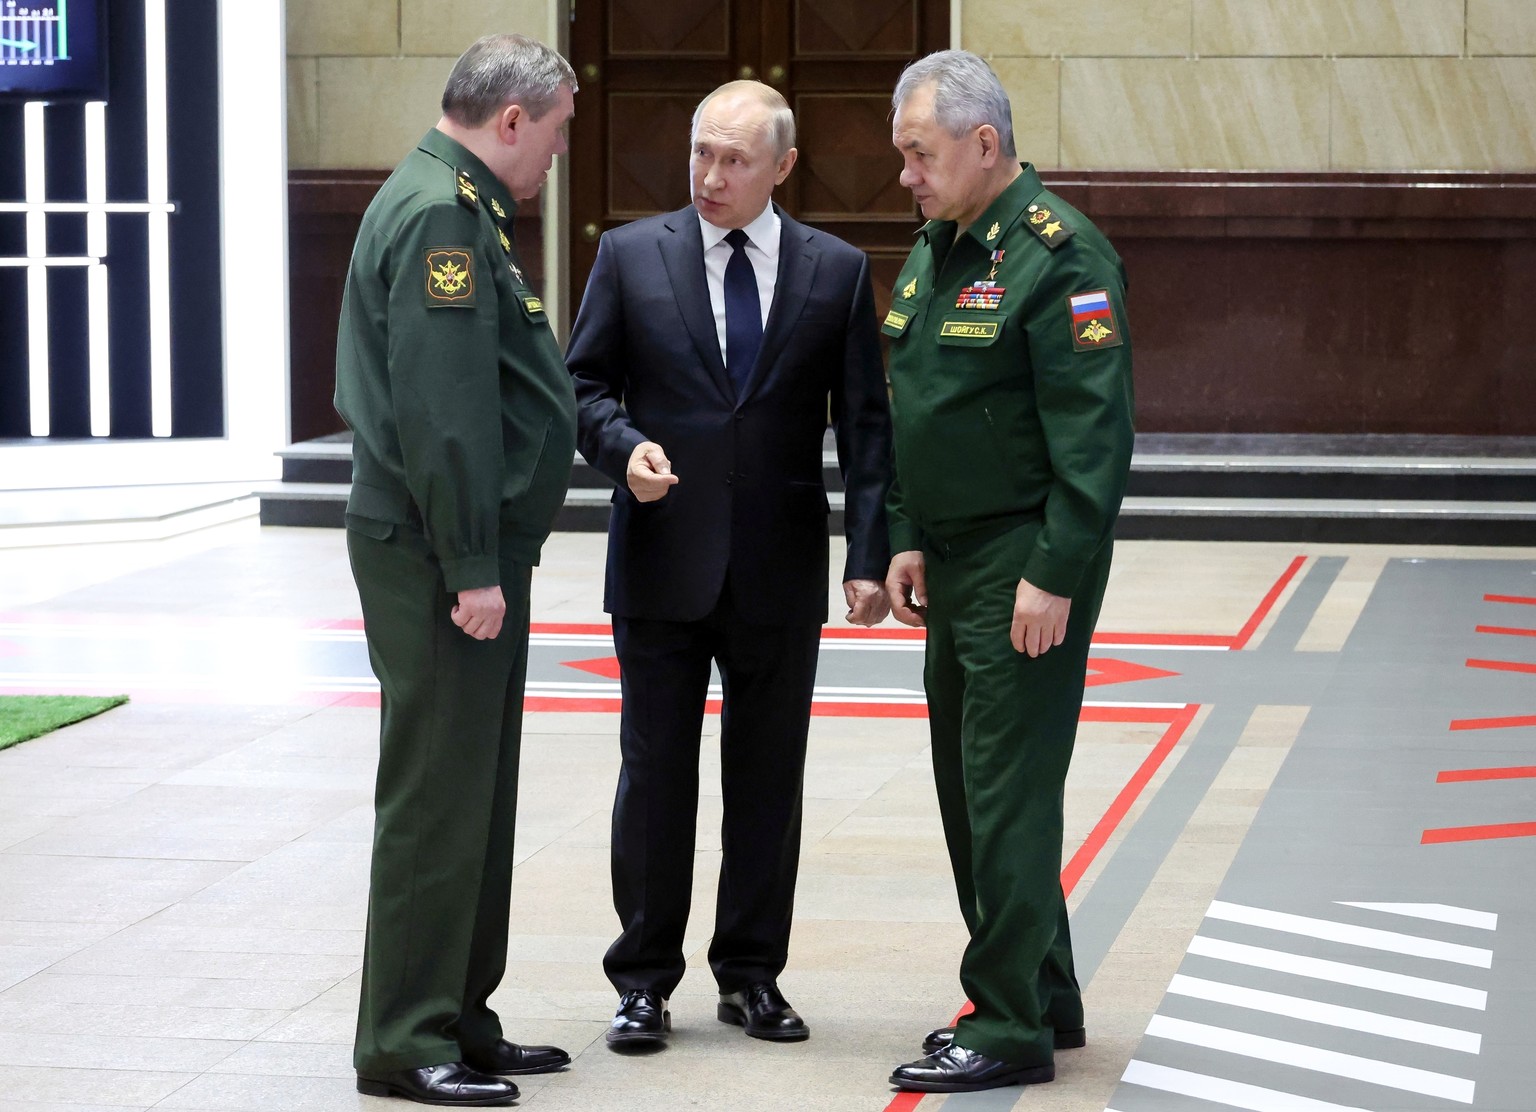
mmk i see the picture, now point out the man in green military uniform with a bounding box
[881,50,1135,1094]
[333,34,579,1108]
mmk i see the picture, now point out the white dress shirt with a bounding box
[698,204,780,364]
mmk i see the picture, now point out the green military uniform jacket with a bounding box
[334,128,577,590]
[883,164,1134,598]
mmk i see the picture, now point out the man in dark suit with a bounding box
[566,80,892,1051]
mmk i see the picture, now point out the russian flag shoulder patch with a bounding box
[1067,288,1123,352]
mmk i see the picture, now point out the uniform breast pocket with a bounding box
[934,312,1005,348]
[881,299,917,339]
[516,292,549,326]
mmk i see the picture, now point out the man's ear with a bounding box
[976,124,1000,169]
[497,103,524,146]
[775,146,799,185]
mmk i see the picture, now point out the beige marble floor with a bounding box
[0,525,1530,1111]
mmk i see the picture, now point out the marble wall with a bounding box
[286,0,554,170]
[964,0,1536,171]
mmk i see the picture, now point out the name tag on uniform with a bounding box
[939,320,998,340]
[884,308,910,330]
[522,296,544,314]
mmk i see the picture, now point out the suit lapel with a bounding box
[659,208,734,402]
[743,207,818,402]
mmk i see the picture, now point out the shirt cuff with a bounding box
[1021,548,1088,600]
[442,555,500,594]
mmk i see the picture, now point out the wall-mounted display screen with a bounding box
[0,0,106,101]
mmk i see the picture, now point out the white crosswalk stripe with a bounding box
[1110,899,1493,1111]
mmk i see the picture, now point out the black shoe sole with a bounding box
[606,1012,670,1050]
[716,1002,810,1041]
[922,1028,1087,1055]
[888,1063,1055,1093]
[355,1078,519,1105]
[468,1059,571,1076]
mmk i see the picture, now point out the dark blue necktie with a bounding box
[723,228,762,395]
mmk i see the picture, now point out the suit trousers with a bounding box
[922,520,1112,1068]
[605,587,821,998]
[349,522,532,1073]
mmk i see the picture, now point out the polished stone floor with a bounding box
[0,524,1532,1111]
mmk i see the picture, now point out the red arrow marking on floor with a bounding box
[1485,594,1536,606]
[1476,625,1536,639]
[1466,658,1536,676]
[1451,714,1536,731]
[1438,766,1536,783]
[1423,821,1536,844]
[561,656,622,679]
[1085,657,1181,688]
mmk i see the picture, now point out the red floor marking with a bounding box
[1093,632,1234,647]
[1485,595,1536,606]
[561,656,623,679]
[1231,556,1308,650]
[1476,625,1536,639]
[1438,766,1536,783]
[1423,821,1536,844]
[1085,657,1181,688]
[532,622,620,635]
[821,626,926,640]
[1465,658,1536,676]
[1451,714,1536,731]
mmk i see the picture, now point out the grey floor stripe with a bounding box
[1251,555,1345,654]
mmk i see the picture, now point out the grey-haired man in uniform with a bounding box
[335,34,579,1107]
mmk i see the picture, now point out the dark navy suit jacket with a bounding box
[566,204,892,625]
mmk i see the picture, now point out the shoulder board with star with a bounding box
[1023,201,1074,251]
[455,169,480,212]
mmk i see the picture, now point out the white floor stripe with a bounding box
[1208,900,1492,967]
[1167,974,1481,1053]
[1146,1015,1475,1103]
[1337,902,1498,931]
[1187,937,1487,1009]
[1120,1060,1375,1112]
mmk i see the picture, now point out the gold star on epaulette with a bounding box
[1028,211,1075,251]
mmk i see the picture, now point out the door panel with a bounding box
[568,0,948,322]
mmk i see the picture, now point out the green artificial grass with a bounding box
[0,695,130,752]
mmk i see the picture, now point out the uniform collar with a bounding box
[417,128,519,223]
[915,163,1044,249]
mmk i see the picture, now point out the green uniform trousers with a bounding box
[923,519,1112,1067]
[348,521,532,1073]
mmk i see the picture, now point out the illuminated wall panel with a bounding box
[0,0,223,441]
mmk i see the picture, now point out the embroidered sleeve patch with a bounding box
[1067,288,1122,351]
[425,248,476,307]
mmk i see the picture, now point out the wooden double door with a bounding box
[567,0,950,321]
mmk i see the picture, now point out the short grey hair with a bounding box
[441,34,577,126]
[690,80,796,161]
[893,50,1016,159]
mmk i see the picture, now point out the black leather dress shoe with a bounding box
[717,981,809,1041]
[355,1062,518,1105]
[606,988,669,1048]
[889,1045,1054,1093]
[922,1024,1086,1055]
[463,1038,571,1075]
